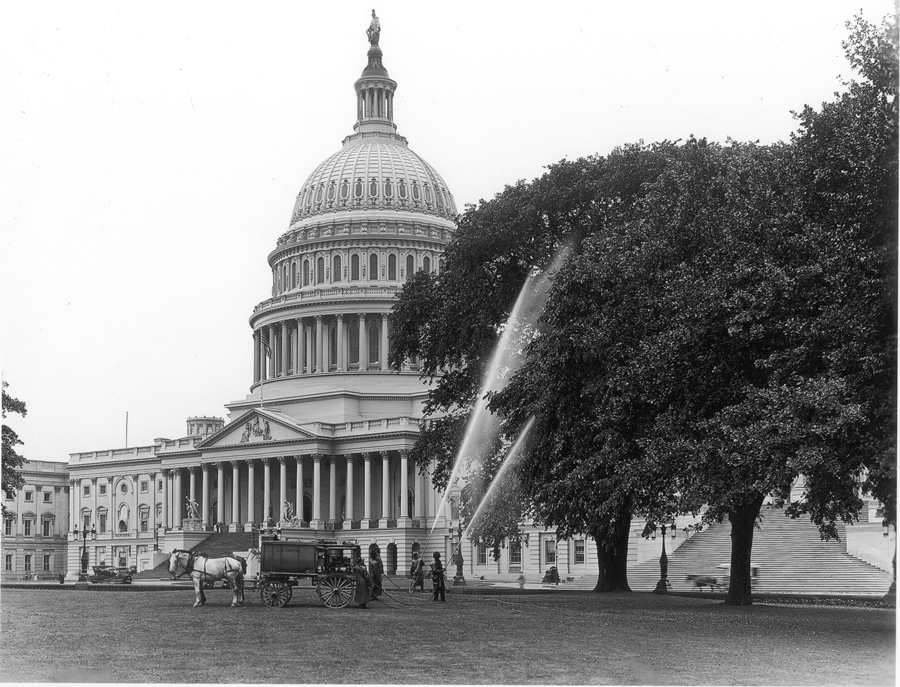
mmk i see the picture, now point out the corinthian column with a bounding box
[363,453,372,527]
[380,451,390,523]
[246,460,256,529]
[336,314,345,372]
[279,457,287,522]
[381,313,389,371]
[216,463,225,528]
[329,456,337,523]
[281,321,290,377]
[315,315,324,373]
[262,458,271,525]
[201,465,210,529]
[358,313,366,370]
[312,455,322,526]
[399,449,409,520]
[344,454,354,525]
[230,461,240,531]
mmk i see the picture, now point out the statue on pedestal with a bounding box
[366,9,380,45]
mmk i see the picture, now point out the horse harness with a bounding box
[173,550,242,580]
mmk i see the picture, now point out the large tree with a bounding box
[2,381,28,518]
[390,144,675,590]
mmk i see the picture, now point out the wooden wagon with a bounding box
[255,538,362,608]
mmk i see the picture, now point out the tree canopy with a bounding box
[2,381,28,518]
[390,13,897,605]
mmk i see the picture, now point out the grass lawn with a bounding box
[0,585,893,684]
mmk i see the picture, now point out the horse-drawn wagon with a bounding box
[255,539,362,609]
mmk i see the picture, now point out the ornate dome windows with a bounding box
[398,179,407,199]
[384,178,393,198]
[369,178,379,198]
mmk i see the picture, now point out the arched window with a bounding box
[369,178,378,198]
[291,262,297,288]
[384,178,393,198]
[354,178,363,198]
[303,259,310,286]
[388,254,397,280]
[316,257,325,285]
[327,182,336,201]
[438,258,445,273]
[406,255,414,280]
[424,184,433,203]
[368,323,380,366]
[423,256,431,274]
[351,254,360,281]
[398,179,407,199]
[412,182,420,201]
[303,495,312,523]
[332,255,342,283]
[315,184,324,203]
[340,179,349,199]
[349,323,360,368]
[369,253,379,281]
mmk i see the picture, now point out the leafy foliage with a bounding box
[2,381,28,517]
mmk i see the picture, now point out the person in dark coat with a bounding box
[353,556,371,609]
[369,548,384,600]
[430,551,446,602]
[410,551,425,592]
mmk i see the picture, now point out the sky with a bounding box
[2,0,893,463]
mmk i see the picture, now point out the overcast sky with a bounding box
[2,1,892,464]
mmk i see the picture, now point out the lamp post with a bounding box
[643,519,676,595]
[449,520,466,586]
[73,524,96,581]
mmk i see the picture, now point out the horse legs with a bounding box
[231,572,244,606]
[194,576,207,606]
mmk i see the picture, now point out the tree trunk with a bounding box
[724,494,765,606]
[592,502,633,592]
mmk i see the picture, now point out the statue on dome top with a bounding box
[366,9,381,45]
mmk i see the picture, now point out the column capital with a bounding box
[313,453,324,463]
[357,312,366,320]
[345,453,354,463]
[149,472,157,480]
[230,460,240,469]
[315,314,323,322]
[362,452,371,462]
[187,466,196,475]
[399,449,410,459]
[277,456,287,465]
[261,457,270,466]
[201,464,210,473]
[90,477,98,485]
[336,313,344,322]
[380,451,389,460]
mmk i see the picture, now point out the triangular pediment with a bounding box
[198,409,317,448]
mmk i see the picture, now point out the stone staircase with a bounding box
[131,532,256,580]
[568,508,892,595]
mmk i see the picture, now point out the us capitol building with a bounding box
[33,13,585,583]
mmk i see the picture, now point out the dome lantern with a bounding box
[354,10,397,136]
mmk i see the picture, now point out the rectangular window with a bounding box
[43,554,51,572]
[140,481,149,494]
[99,513,107,534]
[4,519,11,536]
[140,511,149,533]
[99,484,107,496]
[574,540,585,564]
[42,520,51,537]
[83,485,90,498]
[510,540,522,565]
[83,514,90,531]
[477,544,486,565]
[544,539,556,565]
[24,554,32,572]
[158,480,163,493]
[43,492,51,503]
[4,554,11,571]
[24,491,33,502]
[23,520,32,537]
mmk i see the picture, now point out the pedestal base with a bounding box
[452,575,467,586]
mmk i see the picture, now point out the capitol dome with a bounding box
[287,21,456,229]
[290,138,458,225]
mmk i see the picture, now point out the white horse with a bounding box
[168,549,246,607]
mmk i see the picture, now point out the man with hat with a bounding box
[430,551,446,602]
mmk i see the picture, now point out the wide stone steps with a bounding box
[618,508,892,595]
[131,532,255,580]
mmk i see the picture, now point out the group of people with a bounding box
[352,548,447,608]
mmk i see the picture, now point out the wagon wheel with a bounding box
[316,574,355,608]
[260,580,292,608]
